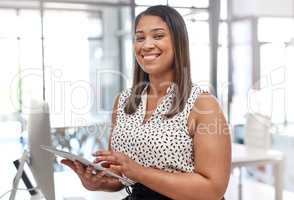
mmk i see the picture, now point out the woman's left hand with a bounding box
[93,151,143,182]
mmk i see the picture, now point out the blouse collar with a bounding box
[141,82,176,97]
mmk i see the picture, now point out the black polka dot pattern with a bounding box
[111,83,203,173]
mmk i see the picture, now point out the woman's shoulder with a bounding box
[195,93,220,111]
[188,83,221,116]
[191,90,221,118]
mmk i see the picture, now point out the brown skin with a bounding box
[63,15,231,200]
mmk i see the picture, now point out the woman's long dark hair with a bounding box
[124,5,192,118]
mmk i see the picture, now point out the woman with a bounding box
[62,5,231,200]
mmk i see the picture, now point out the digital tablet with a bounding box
[40,145,135,186]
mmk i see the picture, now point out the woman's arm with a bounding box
[134,94,231,200]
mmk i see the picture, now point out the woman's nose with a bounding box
[142,37,155,50]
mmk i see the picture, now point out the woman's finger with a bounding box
[93,159,118,167]
[95,170,107,179]
[99,161,111,168]
[61,159,76,171]
[109,164,122,173]
[94,155,119,164]
[92,150,112,156]
[74,161,86,175]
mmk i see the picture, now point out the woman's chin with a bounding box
[142,65,159,74]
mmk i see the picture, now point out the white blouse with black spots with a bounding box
[111,83,203,173]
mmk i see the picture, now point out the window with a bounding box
[218,22,229,113]
[185,18,210,84]
[230,19,254,125]
[0,4,132,132]
[217,0,229,113]
[43,10,103,127]
[0,9,42,115]
[258,18,294,124]
[0,9,19,114]
[229,17,294,127]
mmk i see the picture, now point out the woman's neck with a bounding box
[148,74,174,97]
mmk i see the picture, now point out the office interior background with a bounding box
[0,0,294,199]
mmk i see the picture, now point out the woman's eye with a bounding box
[154,34,164,40]
[136,37,145,42]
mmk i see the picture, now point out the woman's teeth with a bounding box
[143,54,160,61]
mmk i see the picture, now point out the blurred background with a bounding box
[0,0,294,199]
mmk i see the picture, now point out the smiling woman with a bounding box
[125,5,192,119]
[134,16,174,76]
[62,5,231,200]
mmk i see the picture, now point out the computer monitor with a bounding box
[27,100,55,200]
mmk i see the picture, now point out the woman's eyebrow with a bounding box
[150,28,166,32]
[135,27,166,34]
[135,30,143,34]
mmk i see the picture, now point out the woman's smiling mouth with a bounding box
[142,53,161,62]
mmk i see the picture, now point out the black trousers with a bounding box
[122,183,225,200]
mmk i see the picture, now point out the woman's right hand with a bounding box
[61,159,123,191]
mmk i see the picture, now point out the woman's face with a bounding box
[134,15,174,76]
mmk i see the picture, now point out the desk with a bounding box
[232,143,284,200]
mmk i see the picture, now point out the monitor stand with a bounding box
[9,150,43,200]
[9,150,30,200]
